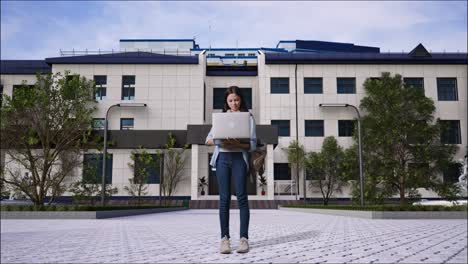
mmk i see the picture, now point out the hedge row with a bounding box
[282,204,468,211]
[1,204,187,212]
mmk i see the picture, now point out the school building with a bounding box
[1,38,467,204]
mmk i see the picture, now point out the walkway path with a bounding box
[1,209,467,263]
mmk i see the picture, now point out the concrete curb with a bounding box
[1,207,189,219]
[278,206,468,219]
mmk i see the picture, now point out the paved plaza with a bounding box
[1,209,467,263]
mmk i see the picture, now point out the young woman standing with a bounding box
[205,86,257,254]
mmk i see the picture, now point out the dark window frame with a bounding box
[440,120,461,144]
[304,77,323,94]
[93,75,107,100]
[338,120,355,137]
[122,75,135,100]
[92,118,105,130]
[337,77,356,94]
[274,163,291,180]
[271,78,290,94]
[271,120,290,137]
[120,118,134,130]
[305,120,324,137]
[403,77,425,94]
[437,78,458,101]
[82,153,113,184]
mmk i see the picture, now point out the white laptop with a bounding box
[212,112,251,141]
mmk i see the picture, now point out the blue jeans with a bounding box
[216,152,250,239]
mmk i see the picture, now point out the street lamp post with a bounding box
[101,103,147,206]
[319,103,364,207]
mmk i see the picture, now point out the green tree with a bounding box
[286,140,306,197]
[125,147,157,205]
[69,155,118,206]
[306,136,347,205]
[0,71,98,207]
[356,72,458,205]
[158,133,188,205]
[341,145,393,205]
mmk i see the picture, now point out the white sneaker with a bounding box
[220,236,231,254]
[236,237,249,253]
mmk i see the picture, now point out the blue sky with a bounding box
[1,1,467,59]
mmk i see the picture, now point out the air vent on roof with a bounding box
[409,43,431,57]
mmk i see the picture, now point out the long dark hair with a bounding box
[222,86,248,112]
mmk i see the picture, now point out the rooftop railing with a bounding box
[59,49,197,57]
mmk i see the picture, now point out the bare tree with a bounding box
[158,133,188,205]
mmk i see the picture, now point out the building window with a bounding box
[338,120,355,137]
[271,120,290,137]
[248,53,256,56]
[403,77,424,93]
[443,163,462,184]
[274,163,291,180]
[213,87,252,109]
[305,120,324,137]
[83,153,113,184]
[120,118,134,130]
[92,118,105,130]
[440,120,461,144]
[337,78,356,94]
[437,78,458,101]
[225,53,235,56]
[134,154,163,184]
[304,78,323,94]
[122,75,135,100]
[93,75,107,100]
[271,78,289,94]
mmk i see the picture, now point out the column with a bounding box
[266,144,275,200]
[191,144,199,200]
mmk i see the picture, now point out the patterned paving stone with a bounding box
[1,209,467,263]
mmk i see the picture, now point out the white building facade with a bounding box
[1,39,467,203]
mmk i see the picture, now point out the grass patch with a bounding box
[281,204,468,211]
[1,204,187,212]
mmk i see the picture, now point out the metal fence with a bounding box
[59,49,196,57]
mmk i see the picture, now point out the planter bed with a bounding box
[1,206,188,219]
[279,205,468,219]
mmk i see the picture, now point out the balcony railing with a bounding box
[274,180,297,196]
